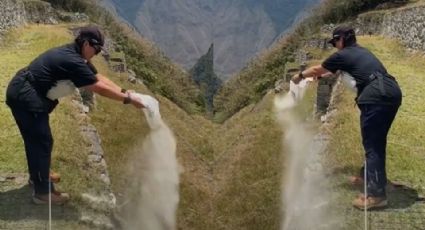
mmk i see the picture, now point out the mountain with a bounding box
[100,0,319,79]
[190,43,222,114]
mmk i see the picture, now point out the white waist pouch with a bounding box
[47,80,77,100]
[339,71,357,93]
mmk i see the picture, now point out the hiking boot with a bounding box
[349,176,397,189]
[32,191,70,205]
[28,171,61,186]
[51,189,70,199]
[349,176,364,186]
[352,195,387,210]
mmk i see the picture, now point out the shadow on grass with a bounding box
[386,183,425,210]
[330,166,424,210]
[0,182,80,222]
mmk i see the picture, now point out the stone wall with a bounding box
[355,4,425,52]
[0,0,59,37]
[0,0,26,34]
[23,0,58,24]
[71,92,116,230]
[316,75,338,117]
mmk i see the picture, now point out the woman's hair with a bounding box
[330,25,357,47]
[74,26,105,50]
[343,30,357,47]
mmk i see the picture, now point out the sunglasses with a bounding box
[89,43,101,55]
[93,44,102,54]
[328,34,342,47]
[88,39,103,55]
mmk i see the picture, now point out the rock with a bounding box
[316,74,338,116]
[100,173,111,185]
[321,23,335,34]
[0,0,26,34]
[274,79,286,93]
[69,85,116,229]
[80,212,115,230]
[88,154,103,163]
[81,193,116,212]
[14,176,26,184]
[79,88,96,111]
[355,5,425,53]
[128,75,137,84]
[72,99,90,113]
[23,0,58,25]
[5,175,15,180]
[57,11,89,23]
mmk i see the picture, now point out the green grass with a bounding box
[211,94,283,229]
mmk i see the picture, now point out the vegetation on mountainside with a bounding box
[23,0,51,13]
[43,0,204,114]
[213,0,409,122]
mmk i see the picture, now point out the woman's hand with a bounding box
[129,93,144,109]
[291,73,303,84]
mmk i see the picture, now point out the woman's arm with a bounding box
[84,76,144,108]
[291,65,331,84]
[96,73,123,92]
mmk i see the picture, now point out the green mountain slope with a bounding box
[190,43,222,114]
[102,0,319,78]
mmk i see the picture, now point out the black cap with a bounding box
[328,25,355,45]
[77,26,105,47]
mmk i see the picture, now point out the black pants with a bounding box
[10,106,54,195]
[358,104,399,197]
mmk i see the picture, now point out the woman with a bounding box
[292,25,402,210]
[6,26,144,205]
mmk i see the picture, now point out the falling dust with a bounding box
[118,94,181,230]
[274,80,338,230]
